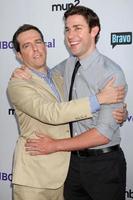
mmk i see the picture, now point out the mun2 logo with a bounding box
[52,0,80,12]
[111,32,132,48]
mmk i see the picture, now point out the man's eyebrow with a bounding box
[65,24,83,29]
[73,24,83,27]
[35,38,43,41]
[22,42,30,48]
[22,39,43,47]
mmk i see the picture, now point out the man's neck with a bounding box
[28,65,48,74]
[78,46,96,61]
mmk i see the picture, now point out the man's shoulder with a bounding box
[7,75,39,92]
[52,56,76,76]
[100,53,120,68]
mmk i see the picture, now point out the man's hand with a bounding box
[113,103,128,124]
[25,133,57,155]
[11,66,31,80]
[97,77,125,104]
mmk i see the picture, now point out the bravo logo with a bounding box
[52,0,80,11]
[111,32,132,48]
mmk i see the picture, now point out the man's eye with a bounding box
[36,40,43,44]
[65,28,69,32]
[76,27,82,30]
[23,44,29,49]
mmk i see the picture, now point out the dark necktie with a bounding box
[69,61,81,137]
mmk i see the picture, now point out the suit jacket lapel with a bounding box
[52,71,64,101]
[30,70,64,101]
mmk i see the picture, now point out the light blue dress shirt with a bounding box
[55,49,128,149]
[29,67,61,101]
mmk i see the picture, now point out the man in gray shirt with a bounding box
[25,5,127,200]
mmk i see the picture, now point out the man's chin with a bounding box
[70,50,79,57]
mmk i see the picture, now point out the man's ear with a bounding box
[91,26,99,38]
[16,52,23,63]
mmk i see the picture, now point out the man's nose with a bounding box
[32,44,38,51]
[67,30,75,39]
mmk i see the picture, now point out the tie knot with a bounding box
[73,61,81,75]
[75,61,81,69]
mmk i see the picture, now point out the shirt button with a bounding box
[77,72,80,76]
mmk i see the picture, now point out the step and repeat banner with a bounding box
[0,0,132,199]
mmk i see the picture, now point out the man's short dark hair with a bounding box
[12,24,44,52]
[64,5,101,43]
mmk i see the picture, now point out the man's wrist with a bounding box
[96,92,107,104]
[54,139,63,152]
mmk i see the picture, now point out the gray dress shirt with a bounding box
[55,49,128,149]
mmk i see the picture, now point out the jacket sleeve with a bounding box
[7,80,92,125]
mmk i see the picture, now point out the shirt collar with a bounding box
[29,67,52,80]
[79,48,100,70]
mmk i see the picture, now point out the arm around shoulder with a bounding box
[7,80,92,125]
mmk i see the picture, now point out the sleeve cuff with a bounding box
[89,95,100,113]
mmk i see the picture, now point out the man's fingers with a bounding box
[113,105,128,124]
[113,110,123,116]
[117,86,125,93]
[35,132,46,138]
[23,66,31,73]
[116,87,125,102]
[123,103,127,109]
[105,76,116,87]
[29,151,46,156]
[25,141,37,147]
[25,146,48,155]
[12,66,31,79]
[113,111,123,123]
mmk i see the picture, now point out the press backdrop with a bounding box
[0,0,132,199]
